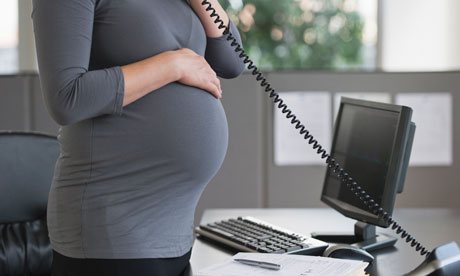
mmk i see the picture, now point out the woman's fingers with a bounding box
[210,76,222,97]
[204,79,221,99]
[201,66,221,98]
[217,81,222,95]
[207,67,222,96]
[174,48,223,99]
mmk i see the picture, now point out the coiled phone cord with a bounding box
[200,0,430,256]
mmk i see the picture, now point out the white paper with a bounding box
[333,92,392,120]
[395,93,453,166]
[196,252,367,276]
[274,91,331,166]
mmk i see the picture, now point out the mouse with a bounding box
[323,244,375,263]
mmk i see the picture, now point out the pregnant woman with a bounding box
[31,0,245,275]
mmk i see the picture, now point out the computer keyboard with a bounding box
[195,216,328,255]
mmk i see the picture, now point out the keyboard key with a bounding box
[256,234,272,241]
[259,247,273,253]
[230,237,247,245]
[246,242,259,250]
[267,245,281,251]
[201,225,234,238]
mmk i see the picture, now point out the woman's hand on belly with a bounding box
[171,48,222,99]
[121,48,221,108]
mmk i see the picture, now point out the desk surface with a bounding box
[190,208,460,276]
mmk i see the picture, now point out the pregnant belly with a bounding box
[88,82,229,186]
[48,83,227,254]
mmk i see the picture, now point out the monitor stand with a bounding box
[311,221,397,252]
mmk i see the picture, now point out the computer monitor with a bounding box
[312,97,416,251]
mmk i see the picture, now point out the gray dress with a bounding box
[31,0,245,259]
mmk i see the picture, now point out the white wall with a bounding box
[381,0,460,71]
[18,0,37,72]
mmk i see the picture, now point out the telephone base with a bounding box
[405,242,460,276]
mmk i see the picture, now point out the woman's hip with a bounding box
[51,249,192,276]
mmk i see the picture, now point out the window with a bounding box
[222,0,378,71]
[381,0,460,71]
[0,0,18,74]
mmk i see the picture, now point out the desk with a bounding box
[190,208,460,275]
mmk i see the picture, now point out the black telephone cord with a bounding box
[200,0,430,256]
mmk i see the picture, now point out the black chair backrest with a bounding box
[0,131,59,276]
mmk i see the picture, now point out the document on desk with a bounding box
[196,252,368,276]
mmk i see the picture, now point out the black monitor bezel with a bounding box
[321,97,412,228]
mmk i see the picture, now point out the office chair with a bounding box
[0,131,59,276]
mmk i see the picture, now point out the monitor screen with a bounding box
[323,101,401,220]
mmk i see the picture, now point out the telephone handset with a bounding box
[199,0,460,275]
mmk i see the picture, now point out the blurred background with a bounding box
[1,0,459,222]
[3,0,460,73]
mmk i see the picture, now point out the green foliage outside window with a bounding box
[220,0,365,71]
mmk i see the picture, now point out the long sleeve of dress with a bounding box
[205,19,246,79]
[31,0,125,126]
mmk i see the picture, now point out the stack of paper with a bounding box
[196,252,368,276]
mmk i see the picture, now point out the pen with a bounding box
[234,258,282,271]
